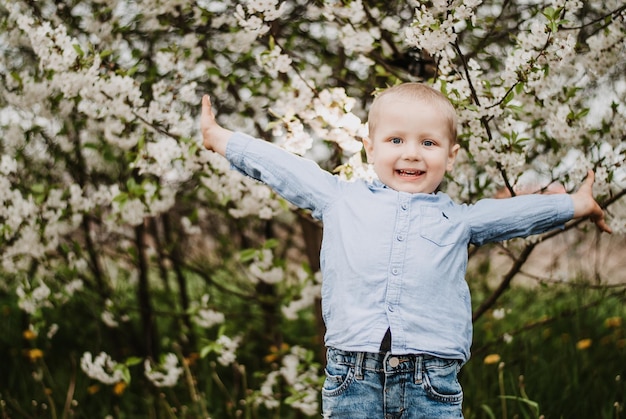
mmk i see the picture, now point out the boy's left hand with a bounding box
[572,170,612,233]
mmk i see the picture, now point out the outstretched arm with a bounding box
[200,95,233,156]
[571,170,612,233]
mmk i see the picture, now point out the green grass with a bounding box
[2,278,625,418]
[463,282,626,419]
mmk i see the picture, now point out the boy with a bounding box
[200,83,610,418]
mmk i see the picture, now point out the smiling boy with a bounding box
[363,84,460,194]
[200,83,610,418]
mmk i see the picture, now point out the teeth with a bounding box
[399,170,421,175]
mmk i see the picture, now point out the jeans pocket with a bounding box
[322,361,355,397]
[422,358,463,403]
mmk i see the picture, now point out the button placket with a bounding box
[385,195,411,347]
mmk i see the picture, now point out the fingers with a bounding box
[583,170,612,234]
[596,217,612,234]
[202,94,213,119]
[200,95,215,150]
[591,208,612,233]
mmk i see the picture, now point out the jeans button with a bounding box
[389,357,400,367]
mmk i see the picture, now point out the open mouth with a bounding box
[397,169,424,177]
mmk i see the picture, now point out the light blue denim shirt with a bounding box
[226,132,574,363]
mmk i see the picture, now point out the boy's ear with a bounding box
[446,144,461,171]
[362,137,374,163]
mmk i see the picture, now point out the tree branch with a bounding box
[472,242,537,322]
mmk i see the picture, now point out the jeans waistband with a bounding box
[328,347,437,380]
[327,347,462,380]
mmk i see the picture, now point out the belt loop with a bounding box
[354,352,365,380]
[414,355,423,384]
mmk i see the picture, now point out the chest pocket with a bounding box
[419,206,465,247]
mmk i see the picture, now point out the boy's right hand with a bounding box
[201,95,233,156]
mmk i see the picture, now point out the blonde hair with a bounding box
[367,83,458,143]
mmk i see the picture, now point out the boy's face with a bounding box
[363,96,460,194]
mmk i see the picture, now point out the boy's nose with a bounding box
[402,142,421,160]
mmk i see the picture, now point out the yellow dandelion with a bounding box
[113,381,127,396]
[44,388,53,396]
[576,338,592,350]
[23,329,37,340]
[264,353,278,363]
[27,348,44,361]
[265,342,290,363]
[184,352,199,367]
[484,354,501,365]
[87,384,100,395]
[604,317,623,329]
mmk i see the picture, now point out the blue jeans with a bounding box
[322,347,464,418]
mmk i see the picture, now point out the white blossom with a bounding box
[280,346,320,415]
[0,155,17,175]
[101,311,119,328]
[144,353,183,387]
[80,352,125,385]
[282,271,322,320]
[492,308,507,320]
[216,335,241,366]
[257,46,293,77]
[257,371,281,409]
[17,281,52,314]
[47,323,59,339]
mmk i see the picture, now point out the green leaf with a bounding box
[113,192,128,203]
[503,89,515,105]
[239,248,258,262]
[30,183,46,194]
[200,343,218,358]
[115,364,132,384]
[480,404,497,419]
[73,44,85,58]
[125,356,143,367]
[500,395,541,416]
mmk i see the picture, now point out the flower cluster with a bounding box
[256,46,293,77]
[81,351,184,388]
[235,0,287,37]
[80,352,126,385]
[255,345,321,416]
[244,247,284,285]
[191,294,226,329]
[144,353,184,387]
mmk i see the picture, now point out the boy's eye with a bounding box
[423,140,435,147]
[390,137,402,144]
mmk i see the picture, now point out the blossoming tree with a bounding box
[0,0,624,416]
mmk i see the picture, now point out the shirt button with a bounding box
[391,268,399,275]
[401,204,408,211]
[397,235,404,241]
[387,305,394,312]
